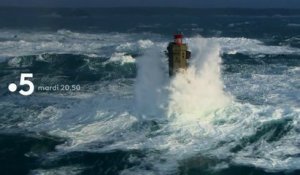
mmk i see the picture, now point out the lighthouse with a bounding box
[166,33,191,76]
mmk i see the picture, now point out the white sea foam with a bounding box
[0,30,133,58]
[135,37,231,122]
[106,40,155,64]
[134,45,168,118]
[207,37,300,55]
[132,37,299,173]
[31,166,83,175]
[106,52,135,65]
[130,37,233,173]
[4,32,299,174]
[167,38,232,121]
[0,29,300,61]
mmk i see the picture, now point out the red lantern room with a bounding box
[174,34,183,45]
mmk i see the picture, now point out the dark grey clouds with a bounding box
[0,0,300,8]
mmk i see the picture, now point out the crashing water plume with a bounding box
[135,37,232,121]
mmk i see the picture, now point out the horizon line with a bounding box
[0,6,300,10]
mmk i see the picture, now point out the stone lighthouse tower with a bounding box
[166,33,191,76]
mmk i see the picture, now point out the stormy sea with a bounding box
[0,7,299,175]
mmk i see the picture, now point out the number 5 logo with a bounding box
[19,73,34,96]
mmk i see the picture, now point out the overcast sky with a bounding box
[0,0,300,8]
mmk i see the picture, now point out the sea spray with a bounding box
[135,37,231,120]
[167,37,232,121]
[132,38,233,173]
[134,45,169,118]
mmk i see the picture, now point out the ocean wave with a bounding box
[0,30,300,61]
[205,37,300,55]
[31,166,83,175]
[106,52,136,65]
[288,23,300,27]
[0,30,299,174]
[41,12,63,18]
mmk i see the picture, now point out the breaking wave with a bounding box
[1,29,300,61]
[167,38,231,120]
[0,30,299,174]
